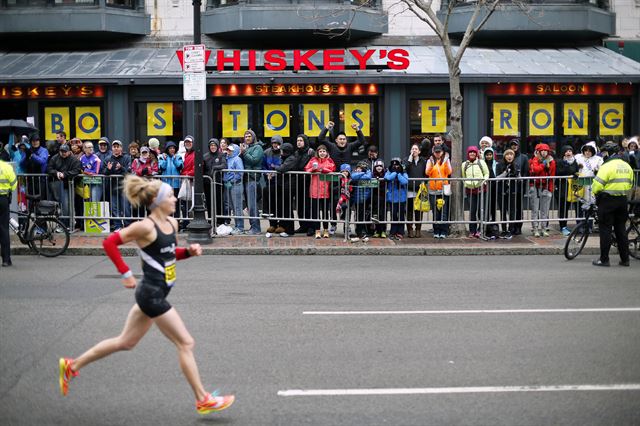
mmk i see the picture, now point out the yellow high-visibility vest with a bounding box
[0,160,17,196]
[592,158,634,197]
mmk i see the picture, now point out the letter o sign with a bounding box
[532,109,551,130]
[78,112,99,134]
[266,110,287,131]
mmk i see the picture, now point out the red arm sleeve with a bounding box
[175,247,191,260]
[102,232,130,275]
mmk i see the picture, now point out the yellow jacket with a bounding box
[592,158,634,197]
[0,160,17,196]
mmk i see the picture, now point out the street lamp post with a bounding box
[187,0,212,244]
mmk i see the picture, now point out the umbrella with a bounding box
[0,119,38,135]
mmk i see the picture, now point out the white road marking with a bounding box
[278,384,640,397]
[303,308,640,315]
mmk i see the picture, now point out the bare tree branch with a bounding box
[400,0,443,38]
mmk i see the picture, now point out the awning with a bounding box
[0,46,639,85]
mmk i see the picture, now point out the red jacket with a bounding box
[528,156,556,191]
[182,150,195,176]
[131,158,158,177]
[304,156,336,199]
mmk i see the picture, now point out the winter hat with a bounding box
[560,145,574,156]
[280,143,294,156]
[534,143,552,152]
[479,136,493,147]
[580,141,597,155]
[628,136,639,150]
[165,141,177,152]
[59,144,70,152]
[184,135,194,143]
[509,138,520,147]
[373,159,384,168]
[367,145,378,153]
[140,146,150,154]
[503,148,515,158]
[208,138,219,146]
[356,160,369,171]
[483,147,495,157]
[340,163,352,173]
[270,135,283,145]
[466,146,479,160]
[148,138,160,150]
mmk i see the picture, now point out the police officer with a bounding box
[0,159,18,267]
[591,141,635,267]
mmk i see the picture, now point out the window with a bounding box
[134,102,183,147]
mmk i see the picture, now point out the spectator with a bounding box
[148,137,161,156]
[21,134,49,200]
[508,138,529,235]
[69,138,84,160]
[575,141,603,205]
[626,137,638,170]
[131,146,158,177]
[385,158,409,240]
[223,143,245,235]
[335,164,353,237]
[556,145,580,236]
[351,160,373,241]
[80,141,103,202]
[432,134,450,160]
[203,138,226,224]
[365,145,382,170]
[10,136,29,173]
[240,129,264,235]
[96,137,111,164]
[128,142,140,160]
[316,121,365,168]
[461,146,489,238]
[262,136,283,235]
[158,141,184,197]
[528,143,556,237]
[419,137,431,159]
[496,149,519,239]
[479,136,493,155]
[219,138,231,221]
[103,140,131,230]
[47,144,81,228]
[483,147,499,239]
[294,134,315,235]
[370,159,387,238]
[273,143,298,237]
[55,131,67,152]
[178,136,196,231]
[406,143,427,238]
[0,141,10,162]
[304,144,336,239]
[426,145,452,239]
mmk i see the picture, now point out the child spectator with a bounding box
[406,143,427,238]
[350,160,373,241]
[304,144,336,239]
[626,137,638,170]
[335,164,353,237]
[203,138,226,224]
[479,136,493,155]
[223,143,245,235]
[385,158,409,240]
[158,141,184,197]
[370,159,387,238]
[80,141,102,202]
[461,146,489,238]
[496,148,519,239]
[483,147,499,239]
[426,145,452,238]
[128,142,140,160]
[528,143,556,237]
[131,146,158,177]
[556,145,579,236]
[575,141,603,206]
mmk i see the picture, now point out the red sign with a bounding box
[212,84,379,97]
[485,83,634,96]
[0,85,104,99]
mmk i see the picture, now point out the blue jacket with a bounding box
[20,145,49,174]
[158,145,184,189]
[384,171,409,203]
[224,145,244,183]
[350,169,372,204]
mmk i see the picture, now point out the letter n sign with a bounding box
[492,103,519,136]
[420,100,447,133]
[147,103,173,136]
[528,103,554,136]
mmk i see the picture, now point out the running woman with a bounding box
[58,174,234,415]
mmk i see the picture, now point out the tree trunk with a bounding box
[448,70,465,234]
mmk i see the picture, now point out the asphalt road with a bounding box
[1,255,639,426]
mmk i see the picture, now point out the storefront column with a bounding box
[27,101,38,130]
[107,86,129,142]
[463,84,485,152]
[383,85,407,160]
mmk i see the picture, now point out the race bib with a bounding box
[165,260,176,287]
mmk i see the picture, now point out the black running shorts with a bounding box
[135,281,172,318]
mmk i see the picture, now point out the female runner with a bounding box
[58,175,234,415]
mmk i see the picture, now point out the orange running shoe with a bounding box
[196,392,235,415]
[58,358,78,396]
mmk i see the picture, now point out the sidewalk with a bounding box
[10,229,601,256]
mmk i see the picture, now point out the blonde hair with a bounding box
[123,175,162,208]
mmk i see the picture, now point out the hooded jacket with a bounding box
[294,134,315,171]
[304,155,336,199]
[462,146,489,191]
[241,129,264,181]
[385,159,409,203]
[351,165,373,204]
[21,144,49,174]
[528,143,556,191]
[224,144,244,183]
[159,141,184,188]
[203,141,227,182]
[575,141,603,177]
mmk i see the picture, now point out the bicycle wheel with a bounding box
[28,218,70,257]
[564,222,589,260]
[626,223,640,260]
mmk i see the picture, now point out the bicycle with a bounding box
[564,199,640,260]
[9,194,70,257]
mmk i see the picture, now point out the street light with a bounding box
[187,0,212,244]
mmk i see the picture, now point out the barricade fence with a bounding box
[13,170,639,238]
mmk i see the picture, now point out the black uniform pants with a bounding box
[0,195,10,264]
[597,195,629,263]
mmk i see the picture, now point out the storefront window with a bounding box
[39,102,104,143]
[409,99,451,153]
[134,102,183,147]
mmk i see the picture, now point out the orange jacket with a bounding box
[425,158,451,192]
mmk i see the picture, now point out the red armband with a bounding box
[103,232,130,275]
[175,247,191,260]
